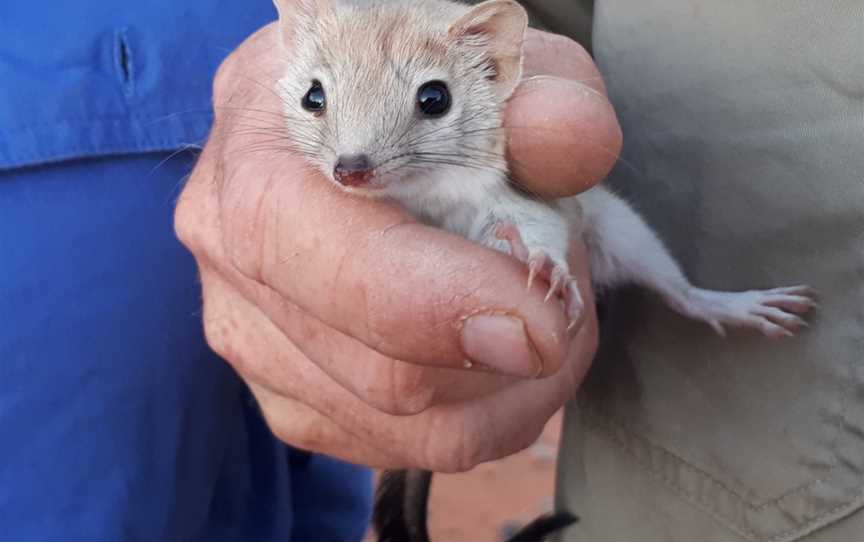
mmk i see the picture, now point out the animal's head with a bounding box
[272,0,528,198]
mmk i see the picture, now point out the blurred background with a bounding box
[365,410,563,542]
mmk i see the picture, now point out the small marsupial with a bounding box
[269,1,817,540]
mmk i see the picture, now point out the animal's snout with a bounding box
[334,154,373,186]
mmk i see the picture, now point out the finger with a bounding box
[203,264,515,416]
[411,254,597,471]
[179,132,590,414]
[505,76,621,198]
[247,381,402,468]
[507,28,621,198]
[204,149,573,378]
[201,267,435,468]
[423,313,597,472]
[199,267,405,465]
[253,282,520,415]
[182,155,590,417]
[244,316,592,472]
[201,248,598,472]
[177,23,585,379]
[521,28,607,92]
[203,238,592,418]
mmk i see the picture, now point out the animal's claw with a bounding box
[495,222,529,263]
[564,279,584,331]
[767,285,818,298]
[527,248,583,331]
[494,221,582,332]
[687,284,818,338]
[527,259,541,292]
[708,320,727,338]
[545,276,560,303]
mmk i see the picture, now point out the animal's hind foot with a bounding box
[685,285,818,339]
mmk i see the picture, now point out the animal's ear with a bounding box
[448,0,528,99]
[272,0,333,49]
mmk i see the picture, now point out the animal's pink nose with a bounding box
[334,154,373,186]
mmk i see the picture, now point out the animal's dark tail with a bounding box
[506,512,579,542]
[373,469,432,542]
[373,469,577,542]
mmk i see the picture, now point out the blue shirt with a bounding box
[0,2,372,541]
[0,0,262,169]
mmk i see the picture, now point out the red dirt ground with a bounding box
[365,410,563,542]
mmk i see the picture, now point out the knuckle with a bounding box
[212,24,278,107]
[423,417,484,473]
[385,364,437,415]
[432,439,482,474]
[266,423,295,446]
[421,409,549,473]
[515,421,546,454]
[352,361,436,416]
[212,51,242,105]
[202,315,232,361]
[361,306,400,353]
[173,190,201,252]
[269,418,326,452]
[200,292,246,370]
[173,170,219,259]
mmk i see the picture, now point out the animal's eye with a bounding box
[417,80,451,117]
[302,80,326,113]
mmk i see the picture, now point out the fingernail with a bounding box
[460,315,542,378]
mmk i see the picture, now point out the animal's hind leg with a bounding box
[576,187,817,338]
[472,197,583,330]
[493,221,584,331]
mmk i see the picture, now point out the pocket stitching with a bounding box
[585,398,864,542]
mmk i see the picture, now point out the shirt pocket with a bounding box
[0,0,276,170]
[583,288,864,542]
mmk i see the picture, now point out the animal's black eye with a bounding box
[417,80,451,117]
[302,80,326,113]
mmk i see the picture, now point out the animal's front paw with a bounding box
[690,285,818,338]
[494,222,583,330]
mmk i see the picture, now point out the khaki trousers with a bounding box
[518,1,864,540]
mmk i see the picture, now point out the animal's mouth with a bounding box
[332,174,388,196]
[335,169,374,187]
[332,153,377,188]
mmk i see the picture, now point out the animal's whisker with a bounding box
[147,144,203,175]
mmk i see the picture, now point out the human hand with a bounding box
[174,23,620,471]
